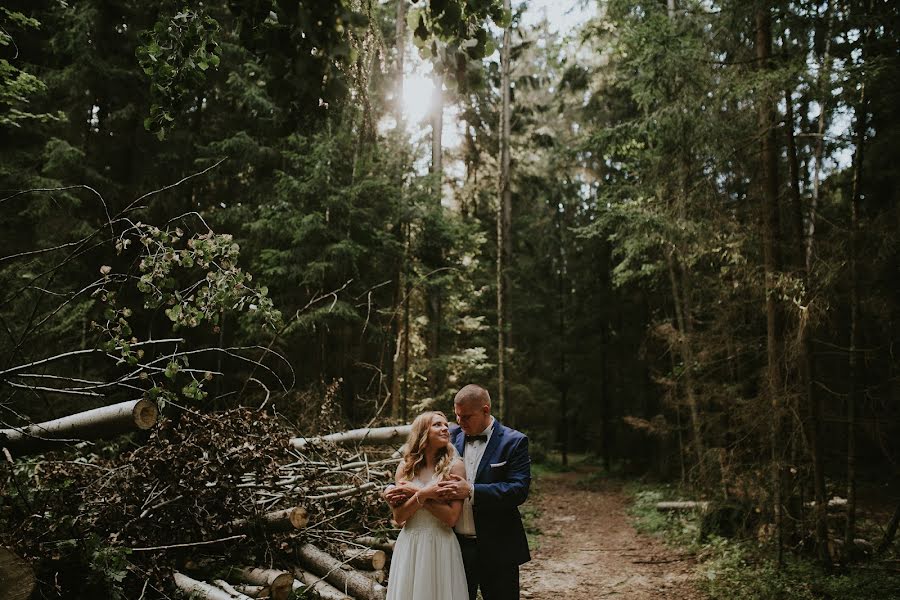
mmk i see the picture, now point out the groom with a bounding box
[439,384,533,600]
[384,384,531,599]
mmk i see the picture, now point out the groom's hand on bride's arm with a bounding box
[384,482,415,507]
[436,474,472,500]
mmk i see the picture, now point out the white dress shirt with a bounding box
[454,417,494,537]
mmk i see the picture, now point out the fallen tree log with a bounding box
[0,547,35,600]
[232,584,268,598]
[341,547,387,570]
[292,566,352,600]
[290,424,412,450]
[361,569,386,584]
[307,481,378,501]
[174,572,239,600]
[229,567,295,600]
[297,543,386,600]
[212,579,255,599]
[0,399,158,456]
[228,506,309,532]
[655,501,710,512]
[353,536,396,553]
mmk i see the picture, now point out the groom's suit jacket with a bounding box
[451,419,531,566]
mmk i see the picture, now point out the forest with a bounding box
[1,0,898,598]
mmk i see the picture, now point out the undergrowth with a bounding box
[626,483,900,600]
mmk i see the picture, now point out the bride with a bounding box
[385,411,469,600]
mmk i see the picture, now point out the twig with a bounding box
[130,534,246,552]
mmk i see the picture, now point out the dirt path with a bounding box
[520,470,703,600]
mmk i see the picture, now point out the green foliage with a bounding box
[136,7,221,138]
[0,8,64,128]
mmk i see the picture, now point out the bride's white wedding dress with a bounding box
[386,474,469,600]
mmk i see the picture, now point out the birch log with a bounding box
[0,548,35,600]
[296,543,386,600]
[228,506,309,532]
[173,572,238,600]
[232,584,268,598]
[0,399,158,455]
[229,567,295,600]
[211,579,255,599]
[292,566,352,600]
[290,425,411,450]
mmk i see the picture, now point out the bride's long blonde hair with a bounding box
[398,411,457,482]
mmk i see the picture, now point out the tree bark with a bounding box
[755,0,784,566]
[354,536,396,553]
[785,84,831,569]
[0,399,158,456]
[290,424,411,449]
[228,567,295,600]
[174,572,241,600]
[296,543,386,600]
[341,547,387,570]
[292,566,352,600]
[227,506,308,532]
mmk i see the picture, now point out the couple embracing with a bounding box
[383,384,531,600]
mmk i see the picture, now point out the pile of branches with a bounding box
[1,408,404,599]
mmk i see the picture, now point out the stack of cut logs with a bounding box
[0,401,411,600]
[170,425,412,600]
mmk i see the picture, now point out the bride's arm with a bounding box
[419,460,466,527]
[390,464,423,526]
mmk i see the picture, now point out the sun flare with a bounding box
[401,70,436,125]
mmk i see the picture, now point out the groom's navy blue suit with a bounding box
[451,419,531,599]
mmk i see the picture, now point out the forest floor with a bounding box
[520,466,704,600]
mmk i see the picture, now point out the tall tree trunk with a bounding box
[390,0,408,418]
[666,252,704,472]
[786,85,831,569]
[496,0,512,421]
[425,72,443,388]
[845,75,868,552]
[755,1,784,566]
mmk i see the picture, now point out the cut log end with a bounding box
[133,399,159,429]
[289,506,310,529]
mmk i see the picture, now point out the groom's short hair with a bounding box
[454,384,491,409]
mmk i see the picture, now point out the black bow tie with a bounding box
[465,434,488,443]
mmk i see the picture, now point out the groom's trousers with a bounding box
[456,535,520,600]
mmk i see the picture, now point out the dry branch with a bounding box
[0,399,158,455]
[296,542,386,600]
[290,425,411,450]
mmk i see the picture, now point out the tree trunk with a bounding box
[0,399,158,456]
[0,548,34,600]
[296,543,386,600]
[786,84,831,569]
[292,566,352,600]
[755,1,784,566]
[496,0,512,422]
[290,424,411,449]
[846,78,868,551]
[877,498,900,554]
[666,252,704,471]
